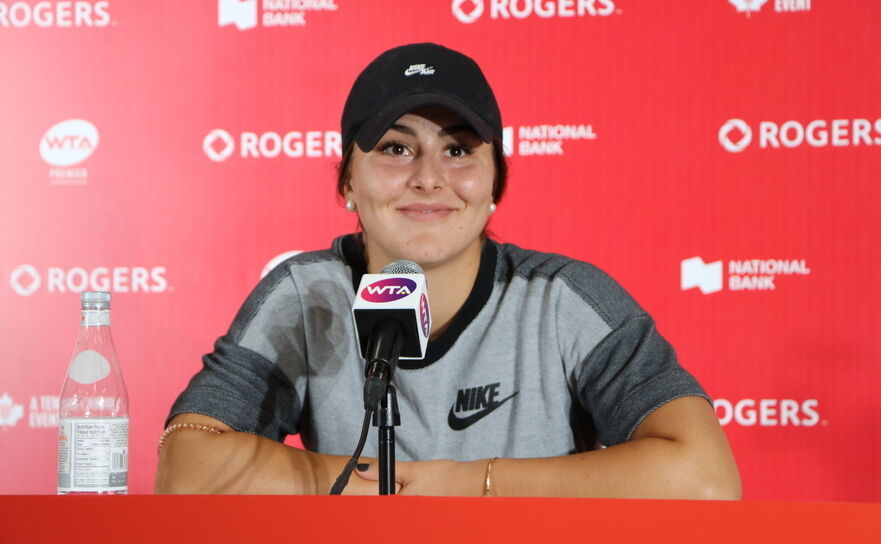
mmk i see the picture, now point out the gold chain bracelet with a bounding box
[157,422,224,455]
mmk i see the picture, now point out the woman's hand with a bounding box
[354,458,487,496]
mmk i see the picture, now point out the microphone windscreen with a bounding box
[381,260,424,275]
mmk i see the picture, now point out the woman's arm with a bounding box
[154,413,380,495]
[356,396,741,499]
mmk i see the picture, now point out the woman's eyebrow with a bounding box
[387,124,416,136]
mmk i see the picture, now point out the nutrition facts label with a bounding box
[58,417,128,493]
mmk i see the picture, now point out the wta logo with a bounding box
[40,119,99,167]
[360,278,417,302]
[419,293,430,337]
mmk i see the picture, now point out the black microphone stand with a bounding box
[363,318,404,495]
[373,384,400,494]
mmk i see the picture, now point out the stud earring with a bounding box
[488,202,497,214]
[346,200,357,212]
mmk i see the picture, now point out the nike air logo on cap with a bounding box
[448,382,518,430]
[404,64,435,76]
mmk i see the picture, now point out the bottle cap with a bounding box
[81,291,111,310]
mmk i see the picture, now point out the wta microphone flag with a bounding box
[352,260,430,360]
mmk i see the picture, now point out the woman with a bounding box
[156,43,741,498]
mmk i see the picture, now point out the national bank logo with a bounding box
[502,123,597,157]
[360,278,416,303]
[448,382,518,430]
[719,117,881,152]
[452,0,616,23]
[202,128,341,161]
[218,0,339,30]
[728,0,811,16]
[219,0,257,29]
[681,256,811,294]
[40,119,99,185]
[681,257,723,295]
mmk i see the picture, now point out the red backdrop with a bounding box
[1,0,879,501]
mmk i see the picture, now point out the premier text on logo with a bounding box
[0,1,111,27]
[452,0,615,23]
[720,118,881,152]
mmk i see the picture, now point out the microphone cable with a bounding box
[328,407,374,495]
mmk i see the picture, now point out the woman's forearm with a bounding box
[489,397,741,499]
[154,416,376,495]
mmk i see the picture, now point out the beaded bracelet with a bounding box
[157,422,224,455]
[483,457,498,497]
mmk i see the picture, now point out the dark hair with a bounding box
[336,138,509,204]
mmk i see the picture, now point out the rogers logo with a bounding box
[10,265,41,296]
[718,119,752,153]
[0,1,111,28]
[361,278,416,303]
[203,129,235,162]
[720,117,881,152]
[452,0,615,22]
[714,398,821,427]
[451,0,483,23]
[40,119,99,167]
[203,128,341,161]
[9,265,168,296]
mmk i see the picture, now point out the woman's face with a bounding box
[345,106,496,271]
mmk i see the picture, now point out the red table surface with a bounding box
[1,495,879,543]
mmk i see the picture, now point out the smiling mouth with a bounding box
[398,207,455,221]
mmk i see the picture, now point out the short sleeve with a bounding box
[166,260,306,442]
[575,313,710,446]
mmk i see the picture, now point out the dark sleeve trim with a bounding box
[400,239,497,369]
[166,338,301,442]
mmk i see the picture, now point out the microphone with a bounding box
[352,260,431,410]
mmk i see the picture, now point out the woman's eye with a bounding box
[380,142,409,155]
[446,145,470,158]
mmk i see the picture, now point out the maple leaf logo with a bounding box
[728,0,769,15]
[0,393,25,427]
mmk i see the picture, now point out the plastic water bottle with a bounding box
[58,291,129,495]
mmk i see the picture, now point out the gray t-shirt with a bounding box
[169,234,709,460]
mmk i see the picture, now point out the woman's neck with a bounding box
[421,242,483,340]
[362,236,484,341]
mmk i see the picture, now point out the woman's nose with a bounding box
[408,157,446,192]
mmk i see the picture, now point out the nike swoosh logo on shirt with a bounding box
[447,392,518,431]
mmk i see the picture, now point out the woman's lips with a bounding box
[398,206,455,222]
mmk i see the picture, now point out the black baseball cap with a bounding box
[341,43,503,152]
